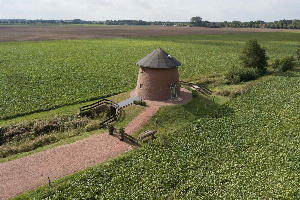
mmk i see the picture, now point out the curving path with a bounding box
[0,106,159,200]
[0,89,191,200]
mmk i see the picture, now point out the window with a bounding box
[140,84,143,89]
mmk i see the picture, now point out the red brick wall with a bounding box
[136,67,180,100]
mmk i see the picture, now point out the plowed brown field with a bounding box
[0,25,290,42]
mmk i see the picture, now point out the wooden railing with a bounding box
[179,81,212,96]
[123,132,139,144]
[79,98,120,127]
[79,99,118,112]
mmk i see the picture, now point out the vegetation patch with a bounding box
[0,115,91,158]
[272,56,296,72]
[225,67,260,84]
[133,100,147,106]
[16,69,300,199]
[1,32,300,119]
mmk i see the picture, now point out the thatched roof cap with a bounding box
[136,47,181,68]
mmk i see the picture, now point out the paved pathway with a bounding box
[0,106,159,200]
[118,96,142,109]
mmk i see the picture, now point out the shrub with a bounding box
[216,89,231,97]
[119,128,125,141]
[108,124,115,135]
[0,114,91,158]
[159,134,169,147]
[272,59,280,69]
[240,39,269,75]
[294,60,300,68]
[225,67,260,84]
[85,122,100,132]
[192,90,198,98]
[133,100,146,106]
[33,123,58,136]
[273,56,295,72]
[279,56,295,72]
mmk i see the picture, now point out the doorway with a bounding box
[170,84,177,99]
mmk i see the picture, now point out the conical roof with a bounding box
[136,47,181,68]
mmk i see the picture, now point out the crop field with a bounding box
[17,69,300,199]
[1,32,300,120]
[0,25,291,42]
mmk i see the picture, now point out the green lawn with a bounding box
[1,32,300,119]
[16,69,300,199]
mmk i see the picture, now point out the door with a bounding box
[170,84,177,99]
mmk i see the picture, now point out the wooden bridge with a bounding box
[79,96,143,128]
[80,99,119,113]
[79,99,120,127]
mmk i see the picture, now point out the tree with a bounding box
[240,39,269,74]
[190,16,202,27]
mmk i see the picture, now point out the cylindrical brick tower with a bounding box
[136,48,181,101]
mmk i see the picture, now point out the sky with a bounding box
[0,0,299,22]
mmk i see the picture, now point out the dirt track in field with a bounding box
[0,25,294,42]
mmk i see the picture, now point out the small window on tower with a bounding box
[140,84,143,89]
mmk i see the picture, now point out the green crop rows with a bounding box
[17,68,300,199]
[1,32,300,119]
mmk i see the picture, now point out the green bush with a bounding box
[192,90,198,98]
[297,45,300,60]
[133,100,146,106]
[272,56,298,72]
[272,59,280,69]
[85,122,100,132]
[294,60,300,68]
[273,56,295,72]
[119,128,125,141]
[0,114,91,158]
[279,56,295,72]
[240,39,269,75]
[225,67,260,84]
[108,124,115,135]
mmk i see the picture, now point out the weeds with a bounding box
[0,114,91,158]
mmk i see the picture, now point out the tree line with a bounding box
[0,19,105,25]
[0,19,188,26]
[191,16,300,29]
[1,18,300,29]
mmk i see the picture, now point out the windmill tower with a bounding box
[136,48,181,101]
